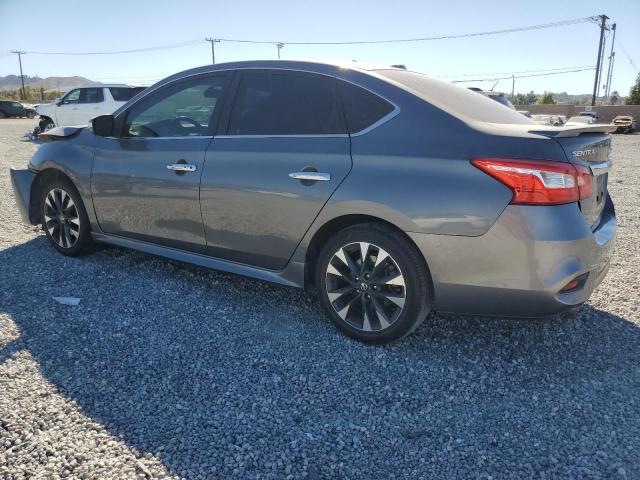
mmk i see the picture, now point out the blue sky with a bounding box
[0,0,638,95]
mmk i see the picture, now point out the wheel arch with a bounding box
[303,214,432,292]
[38,115,55,127]
[30,168,77,224]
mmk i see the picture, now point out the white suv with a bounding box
[36,84,145,131]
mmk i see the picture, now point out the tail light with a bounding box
[471,158,593,205]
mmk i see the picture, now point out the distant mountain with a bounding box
[0,75,100,92]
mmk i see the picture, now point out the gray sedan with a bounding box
[10,60,616,343]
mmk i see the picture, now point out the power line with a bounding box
[21,39,202,56]
[451,66,596,84]
[437,65,596,78]
[11,16,597,57]
[617,39,638,72]
[214,16,595,45]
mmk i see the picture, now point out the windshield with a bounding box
[375,70,533,125]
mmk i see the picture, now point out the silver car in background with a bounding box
[10,60,616,343]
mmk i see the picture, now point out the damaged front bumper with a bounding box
[10,167,35,225]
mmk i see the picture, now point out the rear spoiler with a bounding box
[529,124,615,138]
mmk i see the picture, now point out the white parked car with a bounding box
[564,115,595,127]
[36,85,145,131]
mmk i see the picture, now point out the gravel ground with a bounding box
[1,118,639,479]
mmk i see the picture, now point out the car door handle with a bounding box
[288,172,331,181]
[167,163,197,172]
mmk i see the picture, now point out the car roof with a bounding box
[114,59,533,129]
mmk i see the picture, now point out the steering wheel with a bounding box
[175,116,202,129]
[130,124,159,137]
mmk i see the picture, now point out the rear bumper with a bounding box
[409,197,616,318]
[10,167,35,225]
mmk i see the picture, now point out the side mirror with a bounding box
[91,115,114,137]
[55,97,62,106]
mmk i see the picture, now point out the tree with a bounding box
[525,90,538,105]
[625,74,640,105]
[538,91,556,104]
[0,86,61,102]
[509,90,538,106]
[609,90,620,105]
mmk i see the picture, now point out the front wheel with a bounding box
[40,178,95,256]
[316,223,433,344]
[39,118,55,132]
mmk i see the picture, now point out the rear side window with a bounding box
[338,81,395,133]
[110,87,144,102]
[228,72,345,135]
[79,88,104,103]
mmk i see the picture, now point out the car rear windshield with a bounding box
[375,70,533,125]
[109,87,146,102]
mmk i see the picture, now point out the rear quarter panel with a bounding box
[290,73,570,268]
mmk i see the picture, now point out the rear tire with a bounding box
[315,223,433,344]
[40,177,95,256]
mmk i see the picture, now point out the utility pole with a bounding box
[276,42,284,59]
[511,75,515,97]
[205,38,220,64]
[11,50,27,100]
[591,15,608,106]
[603,23,616,100]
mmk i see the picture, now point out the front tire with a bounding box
[39,118,55,132]
[316,223,433,344]
[40,178,94,256]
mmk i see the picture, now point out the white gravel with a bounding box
[1,118,639,479]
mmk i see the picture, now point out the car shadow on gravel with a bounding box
[1,237,639,478]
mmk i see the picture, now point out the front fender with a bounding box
[28,129,100,229]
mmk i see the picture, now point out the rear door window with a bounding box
[227,71,345,135]
[338,81,395,133]
[79,88,104,104]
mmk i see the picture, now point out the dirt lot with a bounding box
[1,118,639,479]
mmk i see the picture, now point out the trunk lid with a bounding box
[531,124,612,229]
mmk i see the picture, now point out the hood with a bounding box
[38,125,86,141]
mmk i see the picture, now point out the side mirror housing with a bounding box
[55,97,62,106]
[91,115,114,137]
